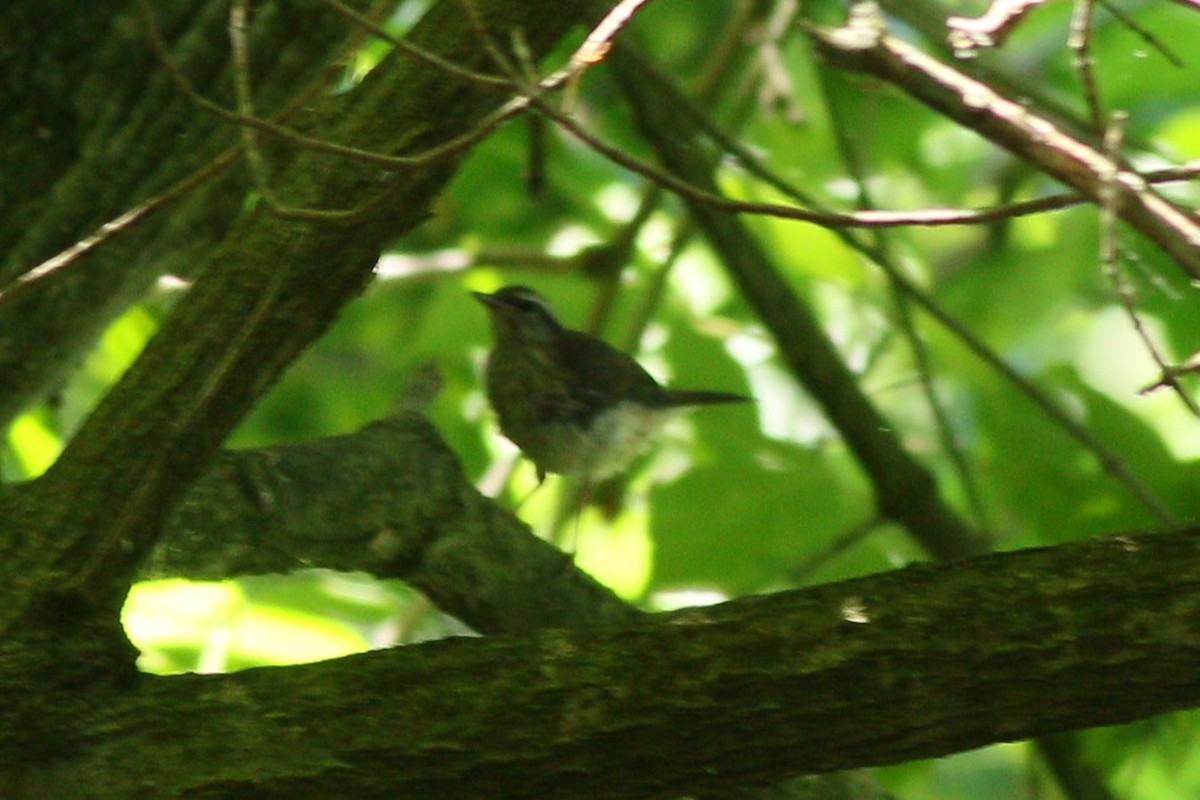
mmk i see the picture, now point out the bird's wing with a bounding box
[554,329,662,421]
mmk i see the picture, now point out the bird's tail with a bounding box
[659,389,751,407]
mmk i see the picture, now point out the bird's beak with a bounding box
[472,291,519,320]
[472,292,519,338]
[472,291,502,310]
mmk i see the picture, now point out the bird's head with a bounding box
[472,286,564,346]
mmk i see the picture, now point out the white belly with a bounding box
[560,402,677,482]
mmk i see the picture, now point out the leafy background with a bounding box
[6,1,1200,797]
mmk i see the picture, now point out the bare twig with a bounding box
[790,515,884,582]
[571,0,653,68]
[535,86,1200,246]
[228,0,280,210]
[816,62,990,531]
[1098,114,1200,417]
[947,0,1048,53]
[318,0,508,85]
[1140,352,1200,395]
[811,9,1200,279]
[1068,0,1106,134]
[753,0,805,122]
[1094,0,1184,67]
[948,0,1184,72]
[0,154,235,304]
[589,41,1200,228]
[594,45,1176,524]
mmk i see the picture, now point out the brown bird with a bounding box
[473,286,749,486]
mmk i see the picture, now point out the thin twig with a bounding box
[810,12,1200,279]
[1094,0,1184,67]
[536,88,1200,237]
[229,0,282,211]
[0,153,236,304]
[753,0,805,122]
[587,47,1176,524]
[947,0,1049,53]
[604,47,1200,228]
[139,0,657,222]
[571,0,653,68]
[1140,352,1200,395]
[1068,0,1106,134]
[789,515,884,583]
[319,0,509,85]
[1099,114,1200,417]
[818,62,991,532]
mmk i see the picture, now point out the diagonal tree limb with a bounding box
[0,0,594,647]
[809,8,1200,280]
[607,42,987,561]
[0,0,372,428]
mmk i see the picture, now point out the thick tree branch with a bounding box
[0,0,592,637]
[135,392,869,800]
[0,0,368,427]
[6,524,1199,799]
[142,410,637,634]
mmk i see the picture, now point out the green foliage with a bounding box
[8,1,1200,797]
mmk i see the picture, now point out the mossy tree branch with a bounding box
[5,523,1200,799]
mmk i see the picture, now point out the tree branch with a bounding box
[6,524,1199,799]
[0,0,366,427]
[0,0,592,646]
[141,409,637,635]
[809,7,1200,280]
[608,42,987,561]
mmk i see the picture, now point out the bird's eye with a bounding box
[515,296,558,324]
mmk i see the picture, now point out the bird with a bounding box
[473,285,749,488]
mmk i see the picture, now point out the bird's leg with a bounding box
[543,480,587,556]
[559,480,593,556]
[513,465,548,511]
